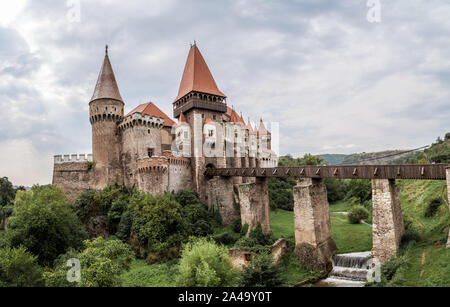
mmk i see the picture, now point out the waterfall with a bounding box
[315,251,372,287]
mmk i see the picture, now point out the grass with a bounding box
[121,259,179,287]
[371,179,450,287]
[271,207,372,254]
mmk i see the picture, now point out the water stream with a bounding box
[314,251,372,287]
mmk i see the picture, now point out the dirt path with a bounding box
[419,251,426,278]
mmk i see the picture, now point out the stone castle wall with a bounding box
[52,156,93,202]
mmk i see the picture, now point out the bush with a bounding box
[115,210,132,240]
[240,252,284,287]
[231,217,242,233]
[347,205,369,224]
[0,246,44,287]
[400,228,421,247]
[235,224,275,253]
[424,199,442,218]
[177,238,237,287]
[213,231,239,246]
[324,179,347,203]
[346,179,372,203]
[44,237,134,287]
[7,185,88,265]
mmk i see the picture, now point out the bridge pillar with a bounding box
[293,178,336,270]
[237,177,271,234]
[372,179,405,263]
[206,176,239,225]
[446,168,450,248]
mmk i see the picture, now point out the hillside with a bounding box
[340,150,415,165]
[318,154,348,165]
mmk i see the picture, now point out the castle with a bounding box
[52,44,277,222]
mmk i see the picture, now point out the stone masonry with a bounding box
[237,177,271,233]
[293,178,336,270]
[207,176,239,225]
[372,179,405,263]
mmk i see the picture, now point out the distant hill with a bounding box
[340,150,414,165]
[318,154,348,165]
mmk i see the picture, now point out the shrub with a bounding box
[347,205,369,224]
[346,179,372,203]
[44,237,134,287]
[0,246,44,287]
[324,179,347,203]
[213,231,239,246]
[177,238,237,287]
[231,217,242,233]
[115,210,132,240]
[175,190,201,207]
[235,224,275,253]
[239,252,284,287]
[7,185,88,265]
[424,198,442,218]
[400,228,421,247]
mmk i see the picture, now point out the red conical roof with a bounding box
[127,102,175,127]
[174,45,226,102]
[91,47,123,103]
[178,112,187,123]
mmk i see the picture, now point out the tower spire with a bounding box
[90,46,123,103]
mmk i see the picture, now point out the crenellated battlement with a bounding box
[118,112,164,131]
[137,156,169,173]
[54,154,93,164]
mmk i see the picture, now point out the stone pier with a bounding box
[293,178,336,270]
[446,168,450,248]
[207,176,239,225]
[372,179,405,263]
[237,177,271,233]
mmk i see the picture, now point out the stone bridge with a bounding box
[205,164,450,269]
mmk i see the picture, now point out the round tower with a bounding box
[89,46,124,188]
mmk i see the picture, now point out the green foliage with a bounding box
[177,238,237,287]
[121,259,179,287]
[0,177,15,209]
[44,237,134,287]
[239,252,284,287]
[129,192,186,260]
[231,217,242,233]
[115,210,132,240]
[213,231,239,246]
[235,224,275,253]
[324,179,347,203]
[7,185,88,265]
[347,205,369,224]
[174,190,200,207]
[346,179,372,203]
[0,246,44,287]
[424,198,442,218]
[73,185,136,234]
[240,223,249,237]
[400,228,421,247]
[268,177,295,211]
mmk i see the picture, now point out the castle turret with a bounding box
[173,43,227,201]
[89,46,124,188]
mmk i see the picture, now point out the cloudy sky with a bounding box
[0,0,449,186]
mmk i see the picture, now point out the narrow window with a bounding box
[148,148,154,157]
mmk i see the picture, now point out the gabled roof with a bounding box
[126,102,175,127]
[91,47,123,103]
[174,44,226,102]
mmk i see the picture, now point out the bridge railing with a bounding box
[205,164,448,180]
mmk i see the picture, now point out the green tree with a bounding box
[346,179,372,203]
[7,185,88,265]
[0,246,44,287]
[177,238,237,287]
[240,252,284,287]
[44,237,134,287]
[0,177,15,230]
